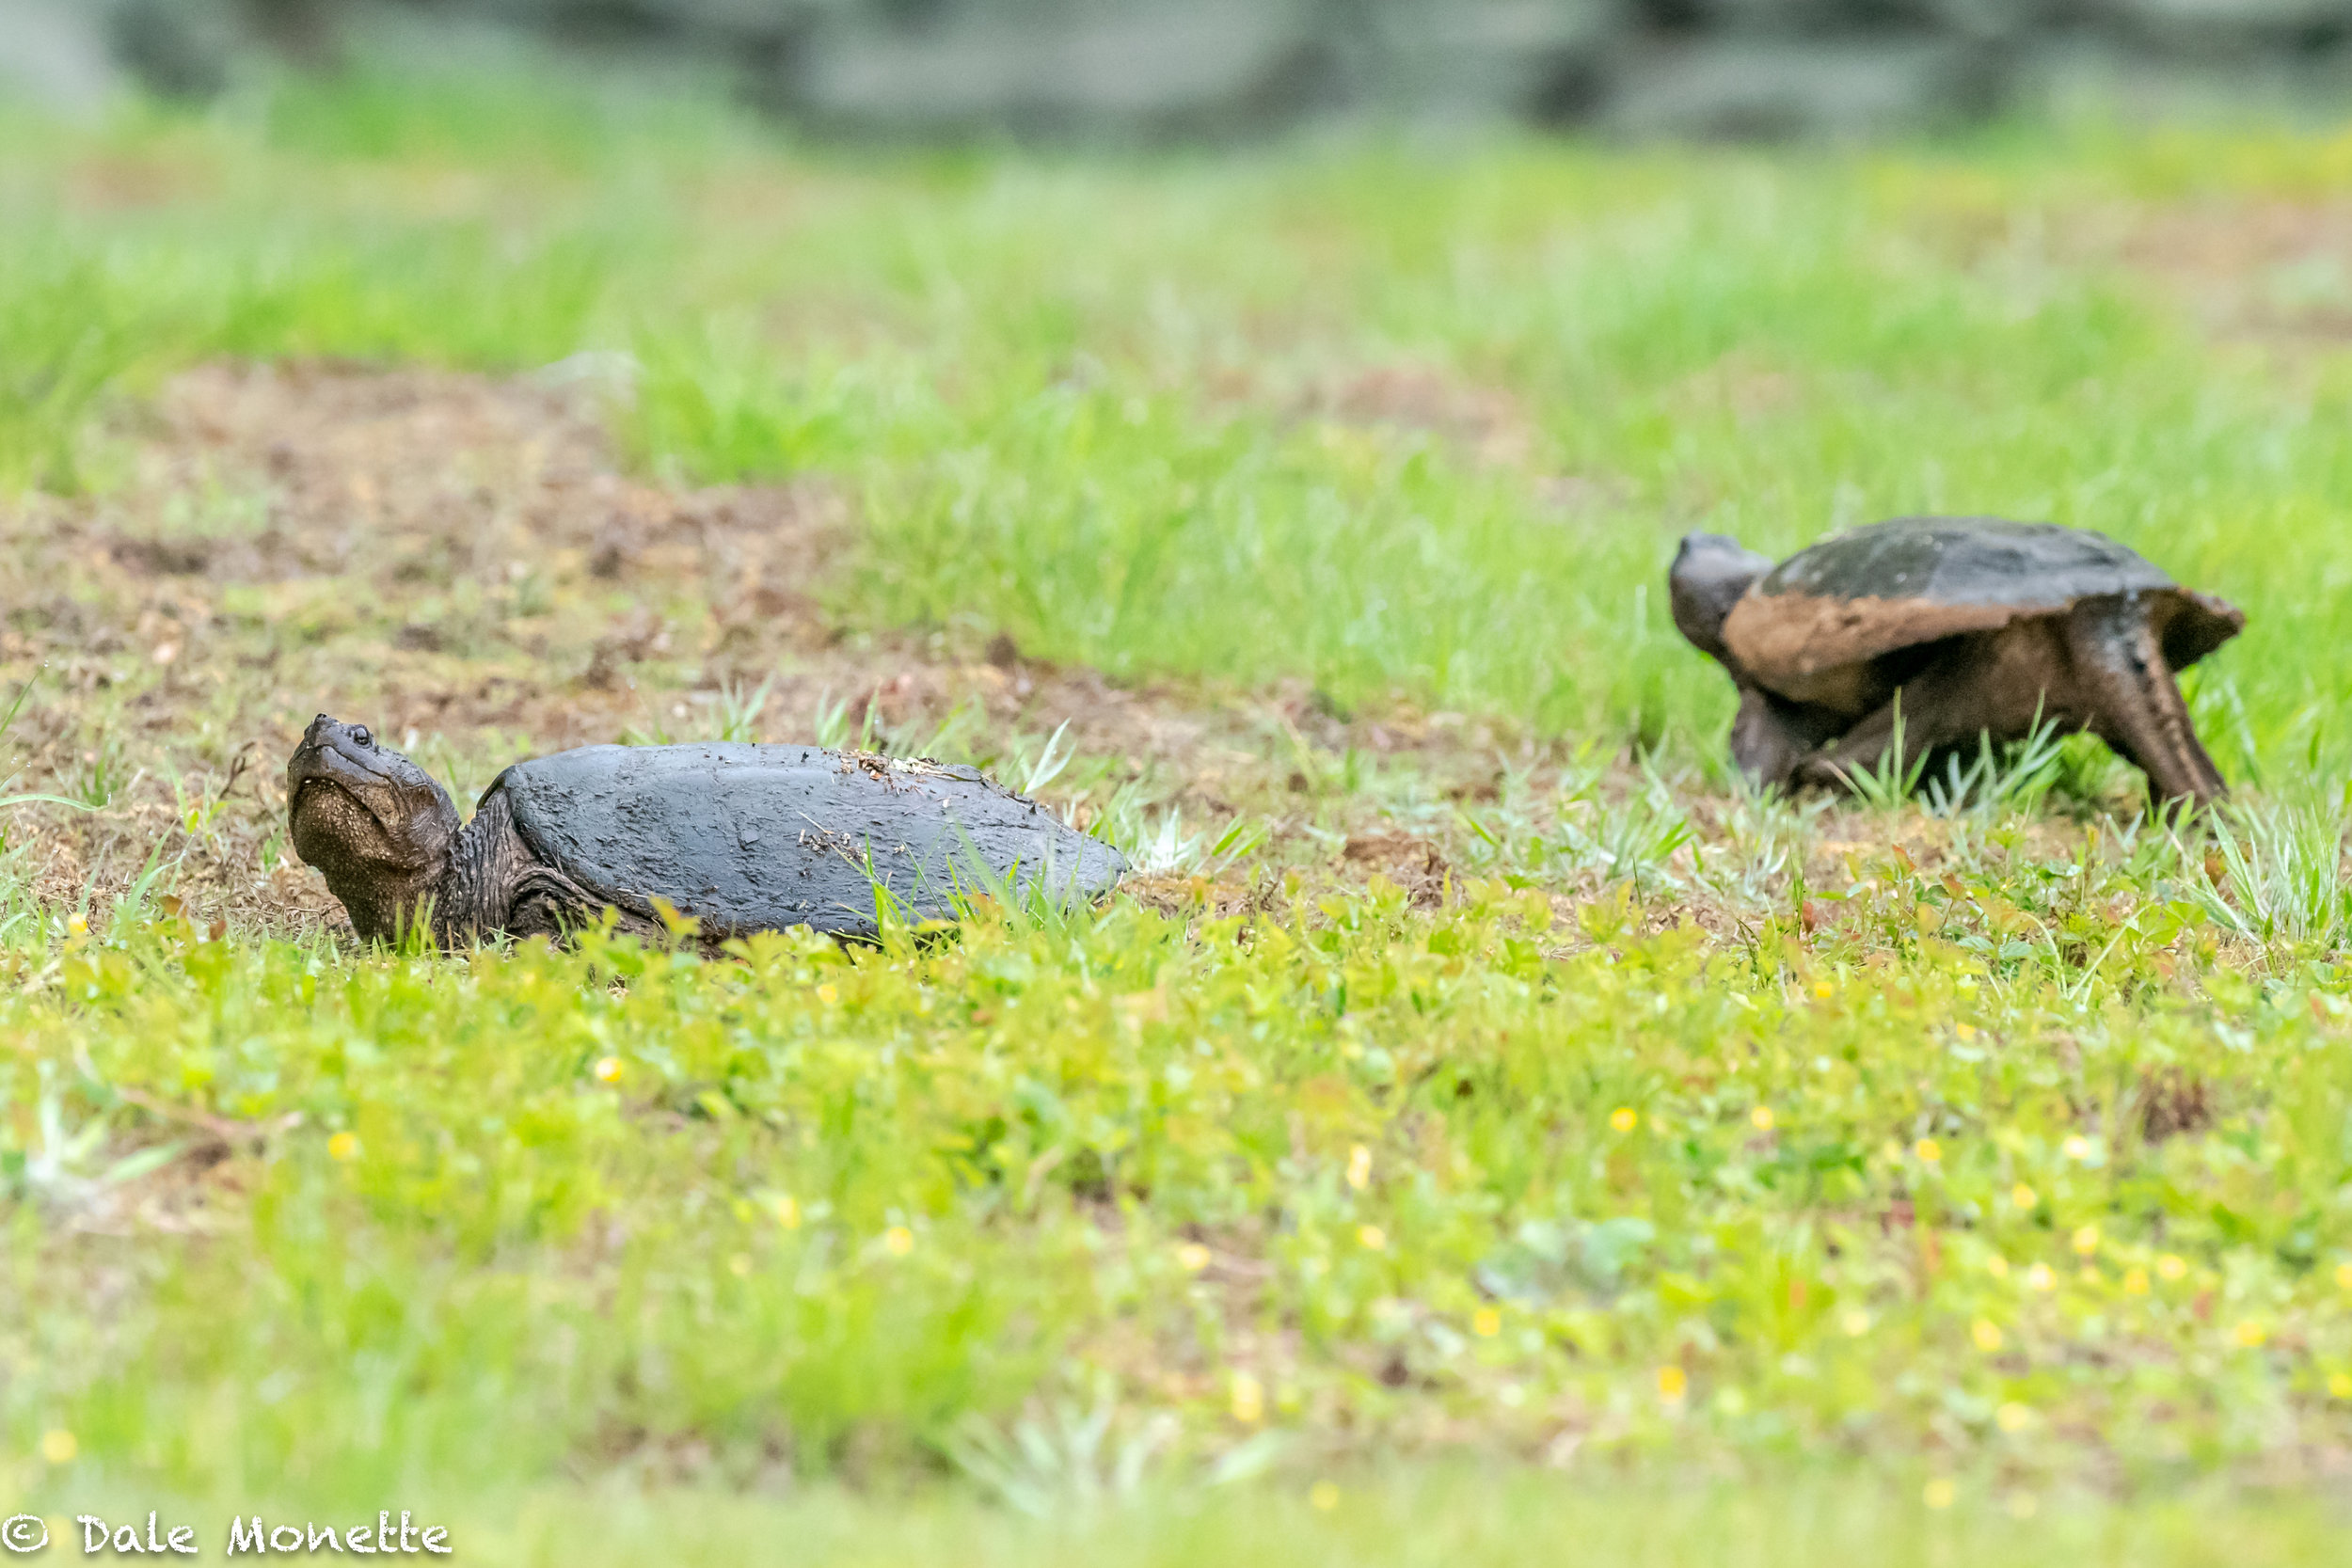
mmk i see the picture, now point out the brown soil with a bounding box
[1313,362,1540,467]
[0,361,2137,949]
[2104,197,2352,348]
[0,361,1552,940]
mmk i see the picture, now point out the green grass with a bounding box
[11,79,2352,763]
[21,1470,2352,1567]
[12,58,2352,1561]
[12,835,2352,1515]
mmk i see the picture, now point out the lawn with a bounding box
[8,52,2352,1562]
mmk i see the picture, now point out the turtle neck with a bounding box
[430,791,537,944]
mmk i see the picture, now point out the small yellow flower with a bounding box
[727,1253,753,1277]
[2026,1263,2056,1292]
[1813,981,1835,1000]
[1914,1138,1942,1164]
[1471,1307,1502,1338]
[2123,1267,2151,1296]
[327,1131,361,1163]
[882,1226,914,1257]
[1309,1481,1340,1512]
[66,916,87,938]
[2061,1134,2093,1163]
[1986,1255,2010,1278]
[39,1428,76,1465]
[2234,1320,2267,1349]
[1231,1371,1265,1424]
[2071,1225,2101,1257]
[1972,1319,2005,1352]
[1841,1308,1872,1337]
[1954,1022,1976,1040]
[1750,1106,1775,1132]
[2336,1260,2352,1291]
[1923,1478,1957,1510]
[772,1195,802,1229]
[1346,1144,1373,1191]
[2010,1183,2037,1211]
[2157,1254,2188,1282]
[1611,1106,1639,1133]
[1995,1402,2033,1433]
[1657,1365,1688,1402]
[817,983,839,1005]
[1357,1225,1388,1252]
[592,1055,623,1084]
[2330,1372,2352,1401]
[1177,1243,1212,1272]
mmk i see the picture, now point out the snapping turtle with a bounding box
[286,716,1126,946]
[1669,516,2242,805]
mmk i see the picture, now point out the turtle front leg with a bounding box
[502,864,631,942]
[1729,685,1851,794]
[2063,594,2226,809]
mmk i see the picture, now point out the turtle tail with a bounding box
[2066,594,2226,810]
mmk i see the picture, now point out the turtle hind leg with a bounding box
[2064,594,2226,810]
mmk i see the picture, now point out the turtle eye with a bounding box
[351,726,374,750]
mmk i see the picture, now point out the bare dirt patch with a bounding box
[0,362,1560,938]
[2108,198,2352,346]
[1312,362,1540,467]
[1,362,2140,948]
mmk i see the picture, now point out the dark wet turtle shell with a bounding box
[1720,516,2243,704]
[490,743,1125,940]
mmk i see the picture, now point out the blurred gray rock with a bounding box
[1602,35,2004,136]
[777,1,1337,138]
[1627,0,2049,33]
[1916,0,2056,43]
[246,0,342,60]
[2091,0,2352,53]
[36,0,2352,141]
[1367,0,1621,121]
[108,0,244,99]
[0,1,126,113]
[1633,0,1920,31]
[460,0,818,35]
[2018,30,2352,115]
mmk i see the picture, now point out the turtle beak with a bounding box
[288,753,370,832]
[287,717,396,829]
[285,715,458,887]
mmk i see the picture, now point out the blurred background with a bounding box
[12,3,2352,1527]
[12,0,2352,141]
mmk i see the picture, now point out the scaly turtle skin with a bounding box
[1669,516,2243,805]
[287,717,1127,946]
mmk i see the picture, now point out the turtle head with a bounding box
[287,715,459,942]
[1669,532,1772,666]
